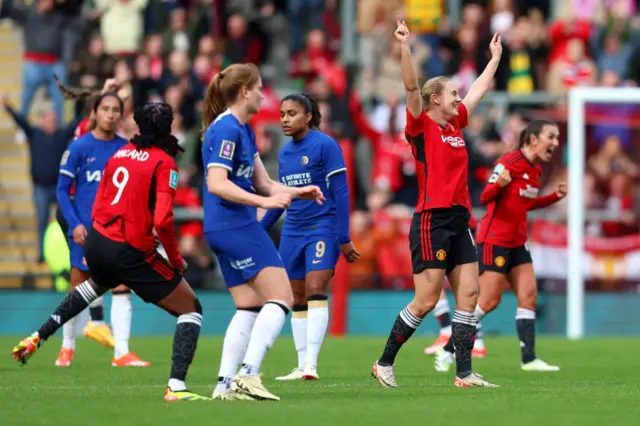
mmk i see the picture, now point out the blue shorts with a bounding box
[68,238,89,272]
[206,222,284,288]
[279,234,340,280]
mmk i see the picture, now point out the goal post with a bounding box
[566,87,640,340]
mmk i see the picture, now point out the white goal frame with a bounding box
[567,87,640,340]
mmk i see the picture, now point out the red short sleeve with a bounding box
[454,102,469,129]
[156,158,179,196]
[405,107,426,136]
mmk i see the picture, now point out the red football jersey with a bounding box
[74,118,91,140]
[405,103,471,212]
[476,149,559,247]
[92,143,181,265]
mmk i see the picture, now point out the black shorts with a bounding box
[478,243,532,275]
[409,206,477,274]
[84,228,182,304]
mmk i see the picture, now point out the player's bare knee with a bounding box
[409,296,438,319]
[518,288,538,310]
[292,291,307,306]
[481,295,501,313]
[456,285,478,312]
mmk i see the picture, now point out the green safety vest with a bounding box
[43,221,70,292]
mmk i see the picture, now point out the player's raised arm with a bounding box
[462,33,503,116]
[480,162,512,205]
[395,16,423,119]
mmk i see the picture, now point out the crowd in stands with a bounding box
[2,0,640,289]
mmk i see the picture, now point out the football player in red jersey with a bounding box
[12,104,209,402]
[372,16,502,389]
[436,119,566,373]
[53,77,133,350]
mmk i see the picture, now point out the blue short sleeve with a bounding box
[59,140,84,180]
[322,138,347,182]
[204,124,241,172]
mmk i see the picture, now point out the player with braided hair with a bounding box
[13,103,209,402]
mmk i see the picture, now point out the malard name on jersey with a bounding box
[113,148,151,162]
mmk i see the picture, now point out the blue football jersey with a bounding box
[279,130,346,236]
[202,110,259,232]
[59,132,129,227]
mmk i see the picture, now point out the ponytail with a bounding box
[300,93,321,129]
[202,72,227,132]
[202,64,261,133]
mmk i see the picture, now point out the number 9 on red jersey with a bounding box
[92,144,179,253]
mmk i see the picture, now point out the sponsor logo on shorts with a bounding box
[495,256,506,267]
[436,249,447,261]
[230,257,255,270]
[219,139,236,160]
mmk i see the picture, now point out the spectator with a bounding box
[2,93,81,262]
[7,0,68,126]
[70,33,115,90]
[93,0,149,57]
[547,38,597,94]
[288,0,325,53]
[223,13,262,66]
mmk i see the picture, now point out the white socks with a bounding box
[215,309,259,393]
[291,306,308,368]
[305,297,328,368]
[62,315,76,349]
[239,301,288,376]
[474,305,486,349]
[111,293,132,358]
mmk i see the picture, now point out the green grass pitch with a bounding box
[1,336,638,426]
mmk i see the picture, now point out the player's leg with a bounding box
[213,280,262,400]
[275,235,308,381]
[509,248,559,371]
[58,262,90,367]
[110,284,150,367]
[302,270,332,379]
[444,227,499,387]
[301,237,339,380]
[275,279,307,380]
[474,244,510,357]
[234,265,292,400]
[372,211,444,388]
[424,289,452,355]
[147,278,209,401]
[12,277,111,365]
[208,223,290,400]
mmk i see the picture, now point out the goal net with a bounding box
[532,87,640,339]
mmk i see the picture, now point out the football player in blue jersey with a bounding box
[56,92,150,368]
[259,93,359,381]
[202,64,324,401]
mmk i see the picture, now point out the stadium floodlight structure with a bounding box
[567,86,640,340]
